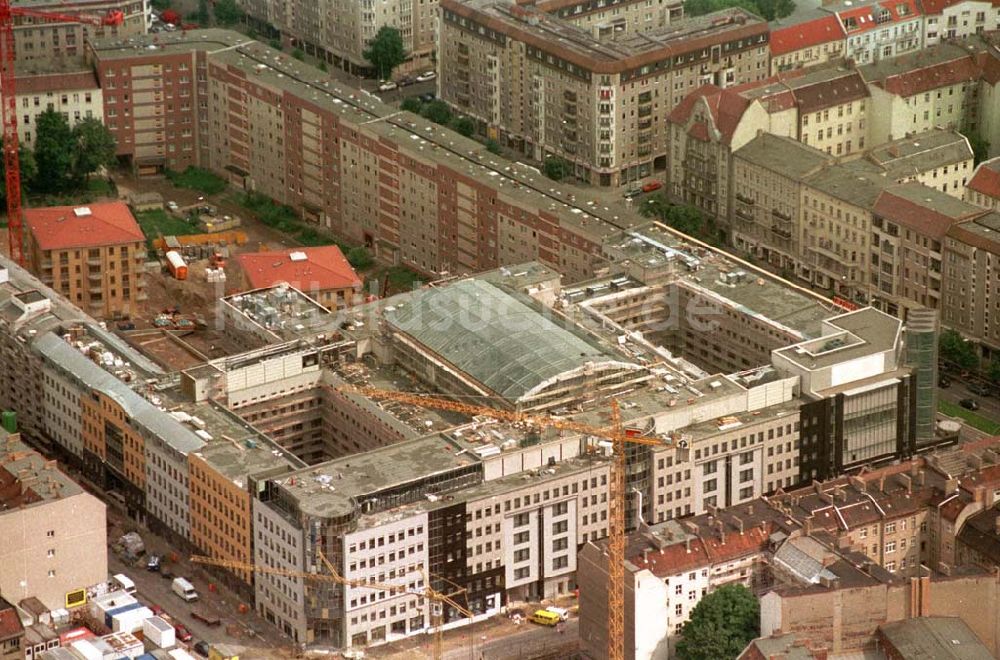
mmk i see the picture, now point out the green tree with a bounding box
[939,328,979,370]
[987,360,1000,386]
[319,61,328,73]
[151,0,170,10]
[213,0,244,25]
[543,156,571,181]
[0,143,36,205]
[420,100,452,125]
[401,97,423,113]
[196,0,209,25]
[32,109,74,193]
[676,584,759,660]
[292,48,305,61]
[347,246,374,270]
[70,118,117,184]
[967,132,991,165]
[485,139,502,155]
[363,27,406,81]
[449,116,475,137]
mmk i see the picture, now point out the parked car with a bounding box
[193,641,210,657]
[146,554,161,572]
[960,398,980,411]
[938,375,951,388]
[149,604,164,617]
[116,321,136,331]
[166,200,179,211]
[419,92,436,102]
[160,566,174,580]
[415,70,437,82]
[174,624,192,643]
[641,180,663,193]
[398,75,417,87]
[191,610,221,626]
[967,383,991,397]
[623,188,642,200]
[377,80,397,92]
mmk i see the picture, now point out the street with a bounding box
[444,620,579,660]
[106,509,293,656]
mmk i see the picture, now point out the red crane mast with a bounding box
[0,2,123,265]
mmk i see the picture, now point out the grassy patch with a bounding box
[165,167,227,195]
[238,192,345,248]
[136,209,199,246]
[27,177,117,207]
[365,265,425,296]
[939,400,1000,434]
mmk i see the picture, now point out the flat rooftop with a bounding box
[222,284,331,342]
[774,307,902,371]
[865,129,973,179]
[275,434,483,519]
[0,432,84,506]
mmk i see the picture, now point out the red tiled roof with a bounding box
[25,202,144,251]
[237,245,362,293]
[872,190,979,239]
[770,16,846,56]
[16,70,98,95]
[838,0,921,34]
[688,121,710,141]
[668,84,751,145]
[878,55,980,97]
[967,159,1000,199]
[0,602,22,642]
[978,51,1000,84]
[630,525,771,578]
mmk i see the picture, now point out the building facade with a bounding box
[24,202,147,320]
[0,431,108,612]
[438,0,770,187]
[15,68,103,146]
[12,0,147,65]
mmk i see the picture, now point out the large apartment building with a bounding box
[23,202,148,320]
[238,0,439,76]
[15,66,103,147]
[0,430,107,612]
[12,0,147,65]
[438,0,770,186]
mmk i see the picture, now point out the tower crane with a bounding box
[0,1,124,264]
[191,550,475,659]
[335,384,673,660]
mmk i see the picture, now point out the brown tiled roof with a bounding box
[967,158,1000,199]
[0,600,22,642]
[792,71,869,113]
[877,56,980,97]
[872,188,982,240]
[629,525,771,577]
[668,84,752,145]
[16,70,98,95]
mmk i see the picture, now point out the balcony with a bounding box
[87,257,102,266]
[771,226,793,239]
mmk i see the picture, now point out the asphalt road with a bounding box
[938,381,1000,422]
[444,620,579,660]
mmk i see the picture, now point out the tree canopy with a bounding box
[71,117,117,183]
[639,195,719,245]
[213,0,244,25]
[0,142,36,206]
[449,116,475,138]
[32,109,75,193]
[543,156,571,181]
[685,0,794,21]
[676,584,760,660]
[939,328,978,370]
[420,100,452,125]
[966,131,991,165]
[363,27,406,81]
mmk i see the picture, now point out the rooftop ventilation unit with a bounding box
[289,251,308,262]
[73,207,92,217]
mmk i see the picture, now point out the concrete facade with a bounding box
[15,68,103,147]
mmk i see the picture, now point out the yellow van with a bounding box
[529,609,561,627]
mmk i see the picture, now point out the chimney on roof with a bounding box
[968,454,984,471]
[849,475,867,493]
[804,518,813,536]
[715,519,726,545]
[917,469,926,487]
[879,476,887,493]
[733,516,745,535]
[899,473,912,495]
[818,490,834,504]
[642,548,650,564]
[945,478,959,494]
[685,537,692,553]
[994,516,1000,537]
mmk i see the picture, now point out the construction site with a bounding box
[0,206,960,658]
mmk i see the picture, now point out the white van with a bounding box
[111,574,136,595]
[545,606,570,621]
[172,577,198,602]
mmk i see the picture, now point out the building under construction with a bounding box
[0,220,952,651]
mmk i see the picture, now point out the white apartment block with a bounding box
[924,0,1000,46]
[16,69,103,145]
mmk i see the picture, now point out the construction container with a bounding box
[166,251,188,280]
[143,616,175,649]
[111,606,152,635]
[104,601,142,629]
[1,410,15,433]
[70,639,103,660]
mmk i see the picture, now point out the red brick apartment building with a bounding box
[85,30,621,283]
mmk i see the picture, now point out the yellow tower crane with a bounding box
[191,550,474,659]
[335,384,673,660]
